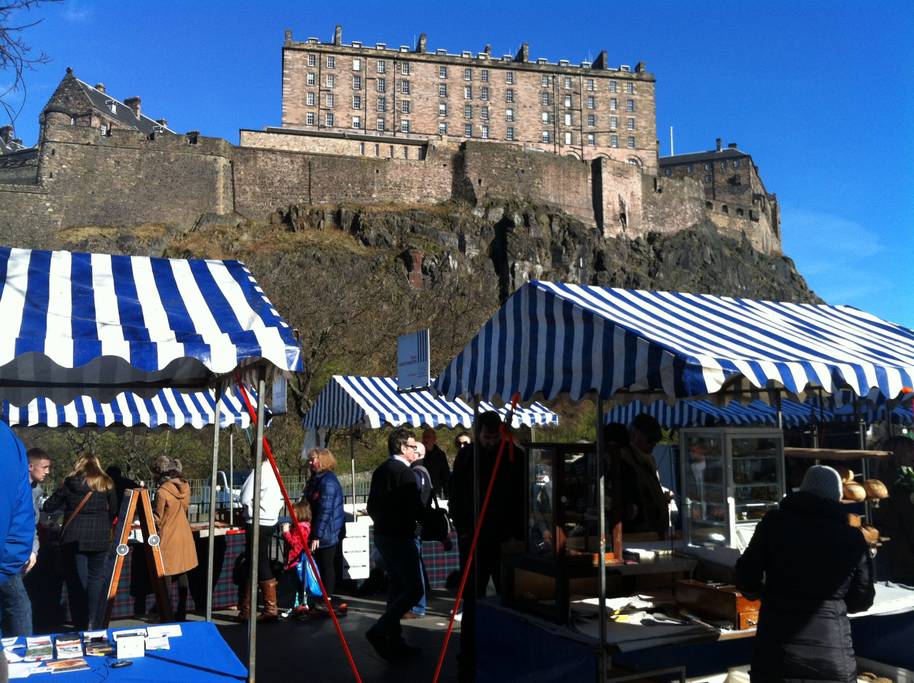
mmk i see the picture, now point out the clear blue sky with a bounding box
[6,0,913,328]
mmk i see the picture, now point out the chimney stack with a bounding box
[124,97,141,119]
[514,42,529,63]
[155,118,168,129]
[284,29,292,44]
[592,50,608,69]
[483,43,492,55]
[0,125,13,143]
[715,137,722,152]
[416,32,427,53]
[94,83,106,93]
[728,142,738,149]
[333,25,342,45]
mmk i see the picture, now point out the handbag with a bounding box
[297,553,322,598]
[420,494,453,545]
[55,491,93,544]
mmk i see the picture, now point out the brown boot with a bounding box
[236,582,251,622]
[258,579,279,622]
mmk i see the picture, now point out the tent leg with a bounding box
[596,397,608,681]
[350,435,356,509]
[229,432,234,527]
[247,373,267,683]
[205,390,222,621]
[472,397,480,601]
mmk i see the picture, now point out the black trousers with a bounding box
[243,524,276,583]
[313,543,338,597]
[457,536,504,682]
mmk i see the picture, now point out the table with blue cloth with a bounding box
[8,621,246,682]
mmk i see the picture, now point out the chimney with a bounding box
[715,137,722,152]
[0,125,12,143]
[592,50,608,70]
[94,83,106,93]
[634,61,646,73]
[124,97,141,119]
[284,29,292,44]
[155,118,168,129]
[333,25,342,45]
[483,43,492,55]
[728,142,738,149]
[514,42,529,63]
[416,32,427,53]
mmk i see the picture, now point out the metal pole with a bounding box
[205,388,223,621]
[472,398,480,601]
[350,434,357,509]
[596,397,608,682]
[247,373,267,683]
[229,431,235,527]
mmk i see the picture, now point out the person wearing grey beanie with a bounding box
[735,462,875,681]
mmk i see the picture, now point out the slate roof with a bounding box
[0,136,28,155]
[658,147,748,166]
[74,79,175,135]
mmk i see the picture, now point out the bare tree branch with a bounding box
[0,0,61,125]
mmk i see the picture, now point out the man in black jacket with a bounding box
[421,429,451,499]
[365,427,426,661]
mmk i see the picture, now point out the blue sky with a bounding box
[6,0,913,327]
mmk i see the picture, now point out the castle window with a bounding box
[564,112,572,126]
[377,78,386,93]
[664,168,672,177]
[377,117,385,131]
[587,114,596,127]
[481,86,489,101]
[377,96,387,112]
[353,95,362,109]
[359,142,365,155]
[564,131,572,145]
[307,72,316,86]
[481,69,489,82]
[400,80,410,95]
[352,115,362,129]
[587,133,595,146]
[564,76,572,89]
[706,201,713,209]
[353,58,361,72]
[721,161,726,171]
[464,86,472,99]
[377,60,387,73]
[439,84,447,97]
[481,125,489,140]
[627,117,635,130]
[326,93,334,107]
[401,100,410,114]
[465,123,473,137]
[306,92,315,106]
[737,208,744,216]
[308,53,316,67]
[506,71,515,85]
[506,108,514,122]
[439,122,448,135]
[610,97,617,111]
[705,174,713,182]
[506,127,515,141]
[704,162,711,170]
[464,68,472,81]
[686,163,693,173]
[505,89,514,103]
[100,123,108,135]
[439,65,448,79]
[733,159,741,168]
[564,94,572,107]
[541,111,551,123]
[400,61,411,75]
[626,99,635,112]
[403,146,409,158]
[325,112,334,126]
[326,74,335,88]
[481,106,489,120]
[609,80,618,93]
[464,104,473,119]
[401,119,411,133]
[610,134,619,148]
[106,99,117,114]
[541,74,552,87]
[587,95,596,109]
[542,130,551,143]
[625,82,634,94]
[306,112,314,125]
[722,205,729,214]
[353,76,362,90]
[627,136,635,148]
[326,56,335,69]
[587,78,595,91]
[541,92,550,106]
[610,115,617,129]
[439,102,448,116]
[375,143,380,156]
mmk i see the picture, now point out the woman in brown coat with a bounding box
[151,455,198,620]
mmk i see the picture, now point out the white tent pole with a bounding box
[350,433,357,508]
[205,388,223,621]
[247,373,267,683]
[229,431,234,527]
[596,397,608,681]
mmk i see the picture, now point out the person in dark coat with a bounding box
[449,411,526,683]
[421,429,451,499]
[735,465,875,682]
[0,422,34,645]
[875,436,914,584]
[304,448,347,613]
[43,453,118,631]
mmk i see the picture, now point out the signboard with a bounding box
[397,329,430,392]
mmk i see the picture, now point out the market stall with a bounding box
[433,281,914,680]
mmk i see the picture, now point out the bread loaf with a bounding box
[835,465,855,483]
[843,482,866,502]
[863,479,888,500]
[861,525,880,545]
[847,512,862,528]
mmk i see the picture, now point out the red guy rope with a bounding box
[432,393,520,683]
[236,381,363,683]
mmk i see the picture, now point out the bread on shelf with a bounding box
[843,482,866,502]
[863,479,888,500]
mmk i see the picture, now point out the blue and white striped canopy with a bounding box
[605,399,823,429]
[0,246,302,403]
[434,282,914,404]
[1,386,252,430]
[302,375,558,430]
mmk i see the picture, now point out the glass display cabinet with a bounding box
[680,427,785,551]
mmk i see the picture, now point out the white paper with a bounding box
[146,624,182,638]
[115,635,145,659]
[4,645,25,662]
[111,628,147,640]
[1,637,18,647]
[144,635,170,651]
[7,662,41,679]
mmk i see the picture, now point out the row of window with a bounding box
[663,158,743,176]
[304,53,638,93]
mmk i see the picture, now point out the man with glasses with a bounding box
[365,427,426,662]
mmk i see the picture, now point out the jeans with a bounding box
[65,548,108,630]
[0,572,33,637]
[371,534,423,640]
[411,537,429,616]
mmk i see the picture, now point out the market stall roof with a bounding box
[604,398,820,429]
[302,375,558,430]
[0,246,302,403]
[433,282,914,404]
[1,386,252,430]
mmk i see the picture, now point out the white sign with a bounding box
[397,330,430,392]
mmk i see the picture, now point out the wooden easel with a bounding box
[100,488,173,626]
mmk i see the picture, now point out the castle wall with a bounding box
[597,157,644,238]
[0,183,57,248]
[641,173,707,237]
[240,129,429,159]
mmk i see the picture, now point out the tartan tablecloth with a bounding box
[421,532,460,588]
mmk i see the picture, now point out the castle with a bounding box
[0,27,780,255]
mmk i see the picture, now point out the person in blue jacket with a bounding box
[0,422,36,641]
[303,448,346,614]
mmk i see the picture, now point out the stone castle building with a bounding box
[0,28,781,255]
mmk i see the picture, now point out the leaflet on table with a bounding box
[45,658,90,673]
[144,634,170,651]
[1,636,18,647]
[7,661,43,679]
[23,636,53,661]
[54,635,83,659]
[82,630,112,657]
[146,624,182,638]
[111,627,147,640]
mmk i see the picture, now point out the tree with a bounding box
[1,1,60,124]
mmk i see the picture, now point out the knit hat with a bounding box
[152,454,182,475]
[800,465,842,502]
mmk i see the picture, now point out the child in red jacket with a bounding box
[281,499,316,618]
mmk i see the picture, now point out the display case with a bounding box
[681,427,785,551]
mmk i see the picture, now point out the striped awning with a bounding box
[433,282,914,404]
[0,246,302,403]
[302,375,558,430]
[605,399,823,429]
[1,386,252,430]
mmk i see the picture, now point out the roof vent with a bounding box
[436,48,447,55]
[399,45,409,52]
[306,37,319,44]
[351,40,362,48]
[477,52,488,59]
[536,58,548,64]
[94,83,106,93]
[581,62,591,68]
[558,59,569,66]
[461,51,471,58]
[376,42,386,49]
[620,64,631,72]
